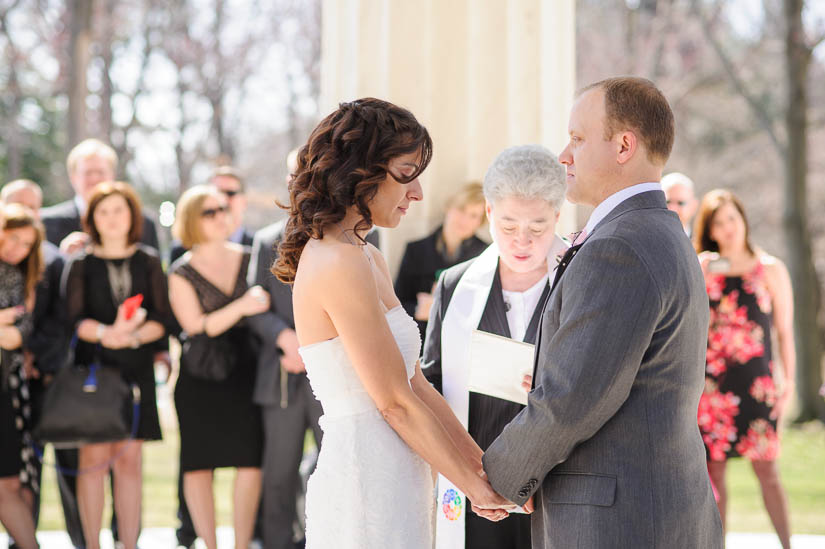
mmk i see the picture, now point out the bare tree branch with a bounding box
[690,0,787,158]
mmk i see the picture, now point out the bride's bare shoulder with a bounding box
[296,239,372,289]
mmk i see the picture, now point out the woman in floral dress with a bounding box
[694,189,794,549]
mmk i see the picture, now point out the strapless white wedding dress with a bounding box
[298,306,434,548]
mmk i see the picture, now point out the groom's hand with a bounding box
[471,493,534,522]
[523,495,535,513]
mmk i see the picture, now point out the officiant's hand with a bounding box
[522,374,532,392]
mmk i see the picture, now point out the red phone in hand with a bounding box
[122,294,144,320]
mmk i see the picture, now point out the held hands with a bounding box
[276,328,306,374]
[466,466,524,522]
[239,285,270,316]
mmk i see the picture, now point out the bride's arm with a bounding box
[410,365,484,473]
[317,245,508,510]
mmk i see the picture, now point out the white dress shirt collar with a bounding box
[74,194,87,216]
[583,182,663,236]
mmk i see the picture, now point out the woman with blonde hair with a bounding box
[694,189,794,549]
[0,203,43,549]
[395,181,488,338]
[169,184,269,549]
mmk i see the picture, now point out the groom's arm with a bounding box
[482,237,662,505]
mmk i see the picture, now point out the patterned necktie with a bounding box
[570,229,588,247]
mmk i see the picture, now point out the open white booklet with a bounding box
[468,329,535,407]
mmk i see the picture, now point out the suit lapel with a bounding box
[477,265,510,339]
[524,282,551,344]
[531,190,667,388]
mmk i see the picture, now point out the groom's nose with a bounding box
[559,143,573,166]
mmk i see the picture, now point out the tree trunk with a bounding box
[68,0,93,150]
[99,0,115,148]
[783,0,825,421]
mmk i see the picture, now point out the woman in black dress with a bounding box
[694,190,795,549]
[63,182,169,549]
[168,185,269,549]
[0,203,43,549]
[395,182,487,339]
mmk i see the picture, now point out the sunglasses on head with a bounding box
[221,189,242,198]
[201,205,229,219]
[667,200,688,207]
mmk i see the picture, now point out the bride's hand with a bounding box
[467,477,517,520]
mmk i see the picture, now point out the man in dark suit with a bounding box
[481,78,723,547]
[246,220,379,549]
[40,138,159,255]
[2,180,69,549]
[247,220,320,549]
[168,165,254,265]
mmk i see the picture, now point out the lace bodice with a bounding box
[299,306,421,418]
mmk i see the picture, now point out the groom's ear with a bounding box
[616,130,637,165]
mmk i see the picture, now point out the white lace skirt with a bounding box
[305,409,434,548]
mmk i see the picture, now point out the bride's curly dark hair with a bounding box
[273,98,433,283]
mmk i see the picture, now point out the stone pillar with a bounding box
[321,0,577,276]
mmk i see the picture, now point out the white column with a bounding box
[321,0,577,277]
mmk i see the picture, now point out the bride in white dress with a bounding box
[272,98,513,547]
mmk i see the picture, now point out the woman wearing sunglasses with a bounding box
[168,184,269,549]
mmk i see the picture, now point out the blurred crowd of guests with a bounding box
[0,136,803,549]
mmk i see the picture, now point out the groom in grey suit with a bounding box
[481,77,723,548]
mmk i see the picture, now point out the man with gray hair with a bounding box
[661,172,698,237]
[423,144,568,549]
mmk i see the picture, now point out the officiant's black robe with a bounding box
[422,258,549,549]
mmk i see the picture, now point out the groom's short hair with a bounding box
[580,77,674,167]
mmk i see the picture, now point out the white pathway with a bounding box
[1,530,824,548]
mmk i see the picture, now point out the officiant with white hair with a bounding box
[422,144,568,549]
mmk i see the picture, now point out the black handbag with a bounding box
[32,340,140,448]
[180,330,238,381]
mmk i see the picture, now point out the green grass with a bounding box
[11,401,825,535]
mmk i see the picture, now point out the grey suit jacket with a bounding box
[482,191,723,548]
[247,221,295,407]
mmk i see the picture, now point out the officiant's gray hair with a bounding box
[483,144,565,211]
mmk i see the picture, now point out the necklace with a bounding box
[336,222,361,247]
[105,257,132,306]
